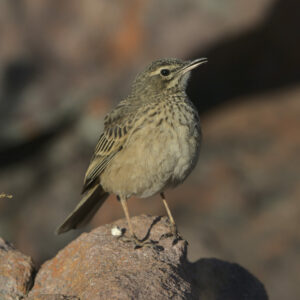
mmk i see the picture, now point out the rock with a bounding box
[0,237,35,300]
[27,296,79,300]
[193,258,268,300]
[29,215,194,299]
[28,215,268,299]
[26,295,79,300]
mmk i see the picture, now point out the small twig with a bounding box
[0,193,13,199]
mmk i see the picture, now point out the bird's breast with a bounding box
[101,99,201,198]
[130,100,201,193]
[153,100,201,186]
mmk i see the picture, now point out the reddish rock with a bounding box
[28,215,267,300]
[29,215,193,299]
[0,237,35,300]
[27,296,78,300]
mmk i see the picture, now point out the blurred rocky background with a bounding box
[0,0,299,299]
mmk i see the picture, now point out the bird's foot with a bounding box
[159,224,183,245]
[120,234,163,251]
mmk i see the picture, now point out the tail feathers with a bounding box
[56,184,109,235]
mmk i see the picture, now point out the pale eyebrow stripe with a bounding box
[148,66,176,76]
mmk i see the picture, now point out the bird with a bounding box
[56,57,207,246]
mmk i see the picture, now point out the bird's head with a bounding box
[131,58,207,99]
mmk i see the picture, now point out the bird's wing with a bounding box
[81,102,135,194]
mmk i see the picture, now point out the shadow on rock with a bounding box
[192,258,268,300]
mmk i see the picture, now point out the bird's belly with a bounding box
[100,120,201,199]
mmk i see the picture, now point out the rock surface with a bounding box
[28,216,194,299]
[26,215,267,300]
[0,237,35,300]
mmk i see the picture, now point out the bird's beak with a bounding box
[179,58,208,75]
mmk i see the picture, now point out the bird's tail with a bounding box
[55,184,109,235]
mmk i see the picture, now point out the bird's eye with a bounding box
[160,69,170,76]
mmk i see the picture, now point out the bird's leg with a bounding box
[118,196,158,249]
[119,195,135,237]
[161,192,176,228]
[160,192,182,242]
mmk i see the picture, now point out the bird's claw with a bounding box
[120,234,163,251]
[159,224,183,245]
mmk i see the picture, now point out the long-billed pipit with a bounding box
[56,58,207,246]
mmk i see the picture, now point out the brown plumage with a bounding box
[56,58,207,243]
